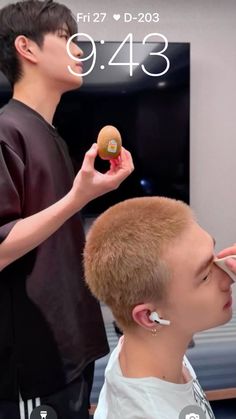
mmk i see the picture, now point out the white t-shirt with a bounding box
[94,338,215,419]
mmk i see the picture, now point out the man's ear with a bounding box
[14,35,38,64]
[132,303,158,329]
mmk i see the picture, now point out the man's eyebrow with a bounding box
[195,255,214,277]
[195,236,215,277]
[57,27,70,35]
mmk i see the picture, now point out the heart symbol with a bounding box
[113,14,121,21]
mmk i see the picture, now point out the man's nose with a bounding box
[219,272,234,291]
[72,42,83,58]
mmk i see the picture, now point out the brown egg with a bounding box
[97,125,122,160]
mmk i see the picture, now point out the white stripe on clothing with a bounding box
[19,393,25,419]
[36,397,41,407]
[19,393,41,419]
[27,399,33,416]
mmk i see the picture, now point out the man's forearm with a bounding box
[0,144,134,271]
[0,190,85,271]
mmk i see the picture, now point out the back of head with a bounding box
[84,197,193,331]
[0,0,77,86]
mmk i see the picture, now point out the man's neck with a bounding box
[13,80,62,124]
[119,329,192,385]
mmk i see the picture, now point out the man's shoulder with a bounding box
[0,103,25,157]
[0,100,40,159]
[0,101,13,124]
[0,100,23,134]
[0,98,29,123]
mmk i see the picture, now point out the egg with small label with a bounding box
[97,125,122,160]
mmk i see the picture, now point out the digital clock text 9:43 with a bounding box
[66,33,170,77]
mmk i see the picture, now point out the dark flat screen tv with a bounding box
[0,40,190,216]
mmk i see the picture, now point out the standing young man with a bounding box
[0,1,134,418]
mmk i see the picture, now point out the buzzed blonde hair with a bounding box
[84,197,193,330]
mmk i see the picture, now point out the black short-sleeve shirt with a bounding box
[0,99,109,401]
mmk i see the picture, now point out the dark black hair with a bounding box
[0,0,77,86]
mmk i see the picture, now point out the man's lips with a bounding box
[223,295,233,309]
[75,62,83,70]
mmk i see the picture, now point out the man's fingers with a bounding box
[225,258,236,271]
[217,245,236,258]
[81,143,98,171]
[120,147,134,171]
[108,147,134,173]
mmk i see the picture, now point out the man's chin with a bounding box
[72,75,83,87]
[215,310,233,327]
[62,78,83,93]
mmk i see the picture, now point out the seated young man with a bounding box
[83,197,234,419]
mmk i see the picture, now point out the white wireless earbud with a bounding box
[149,311,171,326]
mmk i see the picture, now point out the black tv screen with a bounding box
[0,40,190,216]
[54,40,190,216]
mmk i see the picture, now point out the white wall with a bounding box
[1,0,236,252]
